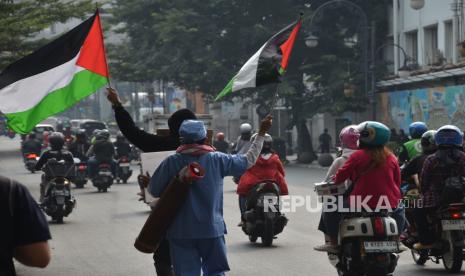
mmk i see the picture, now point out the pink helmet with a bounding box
[339,125,360,150]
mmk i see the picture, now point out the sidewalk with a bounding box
[285,153,336,170]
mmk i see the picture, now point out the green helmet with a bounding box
[357,121,391,147]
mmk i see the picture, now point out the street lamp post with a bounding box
[305,0,372,118]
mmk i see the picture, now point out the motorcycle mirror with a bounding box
[73,157,81,163]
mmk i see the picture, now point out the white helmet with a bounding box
[240,123,252,134]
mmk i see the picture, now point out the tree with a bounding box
[0,0,93,70]
[109,0,391,160]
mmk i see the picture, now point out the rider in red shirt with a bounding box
[237,134,288,214]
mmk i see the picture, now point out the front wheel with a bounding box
[249,235,257,243]
[411,249,428,265]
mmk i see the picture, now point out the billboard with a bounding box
[377,84,465,131]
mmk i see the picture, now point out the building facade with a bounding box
[377,0,465,131]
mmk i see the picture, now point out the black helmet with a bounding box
[49,132,65,150]
[76,129,87,140]
[97,129,110,141]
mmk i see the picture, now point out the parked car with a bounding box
[74,119,107,137]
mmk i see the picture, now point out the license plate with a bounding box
[54,190,65,196]
[119,163,130,167]
[442,220,465,230]
[364,241,399,253]
[56,196,65,205]
[99,171,112,176]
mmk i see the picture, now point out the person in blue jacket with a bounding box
[149,115,272,276]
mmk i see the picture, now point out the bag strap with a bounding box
[7,178,16,217]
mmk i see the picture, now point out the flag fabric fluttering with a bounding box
[215,17,302,101]
[0,10,109,134]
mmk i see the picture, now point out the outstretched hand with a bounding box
[258,115,273,136]
[107,87,122,106]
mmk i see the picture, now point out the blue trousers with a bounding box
[169,236,229,276]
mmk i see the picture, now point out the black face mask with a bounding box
[241,134,251,140]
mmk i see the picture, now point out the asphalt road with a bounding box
[0,136,458,276]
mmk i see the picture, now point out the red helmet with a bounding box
[339,125,360,150]
[216,132,225,141]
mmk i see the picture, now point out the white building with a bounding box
[376,0,465,131]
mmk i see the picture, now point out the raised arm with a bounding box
[107,88,172,152]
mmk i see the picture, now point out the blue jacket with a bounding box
[149,152,247,239]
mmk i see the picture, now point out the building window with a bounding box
[445,20,453,63]
[405,30,418,63]
[424,25,438,65]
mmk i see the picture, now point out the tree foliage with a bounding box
[110,0,390,120]
[0,0,93,70]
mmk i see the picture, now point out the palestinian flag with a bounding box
[0,10,109,134]
[215,17,302,101]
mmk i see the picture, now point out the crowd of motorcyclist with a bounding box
[20,127,135,199]
[13,85,465,275]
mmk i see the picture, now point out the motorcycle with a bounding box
[314,181,400,276]
[24,153,39,173]
[116,155,132,184]
[92,162,113,192]
[74,158,88,188]
[410,203,465,273]
[41,159,76,223]
[241,181,288,246]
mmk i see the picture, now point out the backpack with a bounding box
[438,151,465,206]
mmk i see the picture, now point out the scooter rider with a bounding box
[413,125,465,250]
[233,123,253,183]
[113,132,132,160]
[21,133,42,158]
[35,132,74,202]
[314,125,360,253]
[398,122,428,165]
[149,116,272,276]
[68,130,90,162]
[330,122,405,250]
[86,129,116,179]
[237,134,288,215]
[400,130,438,248]
[234,123,253,154]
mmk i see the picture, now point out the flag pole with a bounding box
[267,12,303,116]
[96,8,112,89]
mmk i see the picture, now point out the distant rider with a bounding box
[68,130,90,162]
[237,134,288,215]
[213,132,230,153]
[314,125,360,253]
[398,122,428,165]
[86,129,116,179]
[21,133,42,158]
[113,132,132,160]
[234,123,253,154]
[413,125,465,250]
[35,132,74,202]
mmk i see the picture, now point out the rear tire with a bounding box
[261,218,274,246]
[249,235,257,243]
[411,249,428,265]
[102,187,108,193]
[55,206,64,223]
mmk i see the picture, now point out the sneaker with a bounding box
[398,244,409,252]
[413,243,434,250]
[313,244,339,253]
